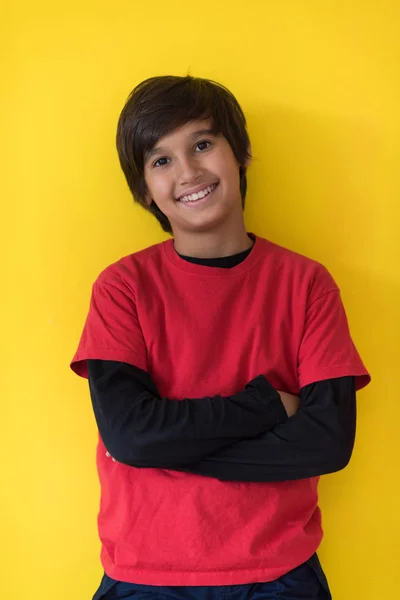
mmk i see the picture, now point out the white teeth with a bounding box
[179,184,216,203]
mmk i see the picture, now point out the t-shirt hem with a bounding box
[299,364,371,391]
[101,539,322,586]
[70,349,147,378]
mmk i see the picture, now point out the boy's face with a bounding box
[143,119,247,235]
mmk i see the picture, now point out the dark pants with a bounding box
[93,553,332,599]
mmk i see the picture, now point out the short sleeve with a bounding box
[298,266,370,391]
[70,271,148,378]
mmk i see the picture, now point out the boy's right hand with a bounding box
[277,391,300,417]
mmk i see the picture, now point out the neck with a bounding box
[172,220,253,259]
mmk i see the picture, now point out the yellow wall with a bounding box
[2,1,399,598]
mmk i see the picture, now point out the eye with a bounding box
[195,140,212,152]
[153,157,170,168]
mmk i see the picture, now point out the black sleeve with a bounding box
[86,359,287,465]
[171,376,357,481]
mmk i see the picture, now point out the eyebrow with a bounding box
[145,129,215,162]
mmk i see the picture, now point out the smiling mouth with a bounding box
[177,183,218,204]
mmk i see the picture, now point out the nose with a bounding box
[176,155,203,186]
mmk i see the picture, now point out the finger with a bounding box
[106,451,111,457]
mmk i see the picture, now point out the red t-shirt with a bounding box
[71,234,370,586]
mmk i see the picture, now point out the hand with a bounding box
[106,451,117,462]
[277,391,300,417]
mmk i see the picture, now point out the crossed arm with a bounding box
[87,359,356,482]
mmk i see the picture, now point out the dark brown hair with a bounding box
[116,75,251,235]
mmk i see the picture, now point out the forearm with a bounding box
[87,359,287,465]
[142,377,356,481]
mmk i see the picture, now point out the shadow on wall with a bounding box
[245,103,382,264]
[244,104,398,579]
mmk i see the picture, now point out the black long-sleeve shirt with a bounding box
[86,241,357,482]
[87,360,355,481]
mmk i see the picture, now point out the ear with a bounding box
[144,191,153,207]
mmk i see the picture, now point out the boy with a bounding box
[71,76,370,599]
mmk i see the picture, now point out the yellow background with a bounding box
[2,1,399,598]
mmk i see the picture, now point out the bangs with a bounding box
[119,76,248,172]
